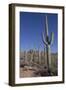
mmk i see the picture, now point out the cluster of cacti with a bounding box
[42,16,54,74]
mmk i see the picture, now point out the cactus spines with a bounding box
[42,15,54,75]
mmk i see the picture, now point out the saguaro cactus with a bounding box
[38,47,41,64]
[42,16,54,75]
[29,49,34,63]
[24,51,27,63]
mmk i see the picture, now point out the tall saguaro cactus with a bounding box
[42,16,54,74]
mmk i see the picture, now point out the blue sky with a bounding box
[20,12,58,53]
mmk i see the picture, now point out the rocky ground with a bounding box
[20,62,51,78]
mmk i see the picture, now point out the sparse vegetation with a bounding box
[20,51,58,77]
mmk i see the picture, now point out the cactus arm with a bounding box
[45,16,49,36]
[42,32,48,45]
[50,32,54,45]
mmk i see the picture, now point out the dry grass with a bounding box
[20,51,58,78]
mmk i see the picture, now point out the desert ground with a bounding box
[20,50,58,78]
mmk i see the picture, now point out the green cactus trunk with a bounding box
[46,45,51,72]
